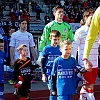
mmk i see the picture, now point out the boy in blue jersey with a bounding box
[51,40,87,100]
[4,26,16,85]
[41,30,61,100]
[0,39,5,100]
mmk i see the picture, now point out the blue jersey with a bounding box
[0,50,4,84]
[51,56,80,96]
[3,35,11,58]
[42,45,61,80]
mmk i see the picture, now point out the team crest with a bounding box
[64,28,67,33]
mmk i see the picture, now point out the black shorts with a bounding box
[98,69,100,78]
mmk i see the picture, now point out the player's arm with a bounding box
[9,33,15,67]
[39,26,50,52]
[72,57,87,73]
[67,25,74,42]
[29,34,36,63]
[51,60,57,93]
[83,7,100,59]
[71,29,81,58]
[30,47,36,63]
[41,47,47,82]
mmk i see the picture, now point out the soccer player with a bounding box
[41,30,61,100]
[10,18,36,67]
[38,5,74,66]
[4,26,16,85]
[71,9,99,100]
[51,40,87,100]
[0,39,5,100]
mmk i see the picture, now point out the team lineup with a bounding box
[0,4,100,100]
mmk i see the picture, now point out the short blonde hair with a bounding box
[17,44,27,51]
[60,40,72,49]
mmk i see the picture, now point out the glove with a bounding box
[14,81,22,88]
[37,52,42,66]
[14,76,24,88]
[18,76,24,82]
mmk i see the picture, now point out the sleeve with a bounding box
[29,34,35,47]
[83,7,100,59]
[41,47,47,74]
[14,61,19,82]
[51,59,57,92]
[0,34,2,39]
[71,29,81,59]
[67,25,74,42]
[73,58,87,73]
[9,34,15,47]
[39,26,51,51]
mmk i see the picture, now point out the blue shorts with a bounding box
[57,95,72,100]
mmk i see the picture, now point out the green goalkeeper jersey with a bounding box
[39,20,74,51]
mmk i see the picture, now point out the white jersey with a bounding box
[71,25,99,68]
[9,30,35,61]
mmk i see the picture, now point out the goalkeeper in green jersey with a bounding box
[37,5,74,66]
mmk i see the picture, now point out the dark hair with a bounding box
[0,39,4,43]
[53,5,64,12]
[19,18,27,24]
[50,30,61,38]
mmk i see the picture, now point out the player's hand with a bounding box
[10,59,14,67]
[37,52,42,66]
[83,59,92,71]
[42,74,47,83]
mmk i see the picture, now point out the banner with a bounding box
[69,23,80,32]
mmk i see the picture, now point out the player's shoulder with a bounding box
[75,25,87,33]
[11,30,19,37]
[45,20,55,28]
[43,45,51,50]
[63,21,71,27]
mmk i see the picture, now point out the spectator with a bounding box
[69,16,75,23]
[15,9,19,20]
[19,10,23,20]
[63,14,70,23]
[10,8,16,21]
[44,13,50,25]
[35,4,42,20]
[23,10,30,22]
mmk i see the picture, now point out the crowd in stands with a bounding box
[44,0,100,23]
[0,0,100,23]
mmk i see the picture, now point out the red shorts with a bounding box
[82,68,98,85]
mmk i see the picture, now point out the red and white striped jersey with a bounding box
[71,24,99,68]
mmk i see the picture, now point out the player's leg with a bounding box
[0,84,4,100]
[80,68,98,100]
[58,95,72,100]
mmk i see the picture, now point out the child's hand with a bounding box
[42,74,47,83]
[52,91,56,95]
